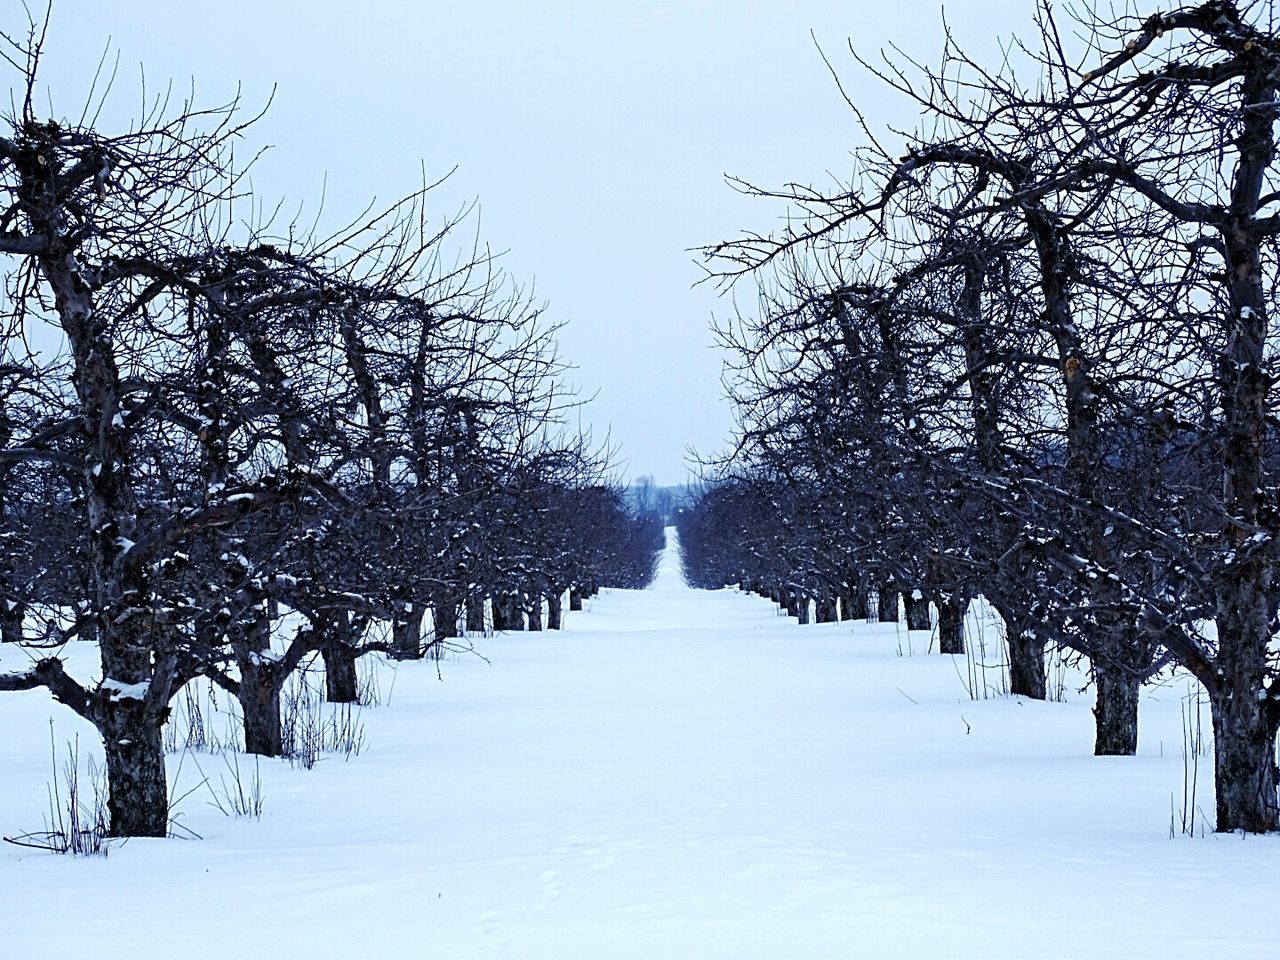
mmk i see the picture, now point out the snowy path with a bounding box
[2,529,1278,958]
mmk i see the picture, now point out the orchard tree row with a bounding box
[688,1,1280,834]
[0,34,661,837]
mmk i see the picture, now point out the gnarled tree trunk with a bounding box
[1007,629,1046,700]
[815,594,837,623]
[320,613,359,704]
[100,698,168,837]
[490,595,509,631]
[241,666,285,757]
[837,582,861,621]
[1,598,23,643]
[433,598,459,640]
[430,596,460,658]
[783,587,801,619]
[1092,663,1140,756]
[1210,685,1279,833]
[903,590,932,631]
[876,579,899,623]
[391,604,426,661]
[795,592,811,625]
[465,594,485,633]
[235,609,288,757]
[937,597,967,655]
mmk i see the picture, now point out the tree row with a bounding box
[690,1,1280,834]
[0,35,662,837]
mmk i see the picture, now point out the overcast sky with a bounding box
[16,1,1034,485]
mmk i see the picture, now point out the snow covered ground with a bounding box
[2,529,1277,959]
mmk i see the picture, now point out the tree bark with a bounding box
[527,596,543,631]
[876,580,899,623]
[1209,688,1279,833]
[547,592,563,630]
[391,604,426,661]
[836,589,852,620]
[855,582,872,620]
[490,595,510,631]
[504,594,524,631]
[1007,630,1046,700]
[465,594,486,633]
[320,615,359,704]
[1092,664,1139,756]
[937,597,967,655]
[569,587,584,611]
[101,698,168,837]
[424,598,456,660]
[241,668,284,757]
[903,590,932,631]
[1,598,23,643]
[431,596,460,646]
[815,594,837,623]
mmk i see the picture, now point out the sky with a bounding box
[10,0,1035,485]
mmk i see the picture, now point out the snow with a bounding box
[2,528,1278,958]
[99,677,150,701]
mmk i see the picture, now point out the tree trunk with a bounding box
[855,582,872,620]
[569,587,584,611]
[547,592,563,630]
[435,599,460,642]
[783,587,801,619]
[504,594,524,631]
[465,594,485,633]
[837,585,857,621]
[391,604,425,660]
[1008,630,1046,700]
[795,592,811,625]
[1209,688,1279,833]
[1092,664,1139,756]
[431,597,460,649]
[904,590,932,631]
[321,635,359,704]
[815,594,837,623]
[1,598,23,643]
[241,668,284,757]
[1197,32,1280,834]
[876,580,899,623]
[527,596,543,631]
[100,699,168,837]
[1208,549,1280,830]
[490,595,510,631]
[937,597,967,655]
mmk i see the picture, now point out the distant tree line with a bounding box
[629,475,692,525]
[687,1,1280,834]
[0,27,661,837]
